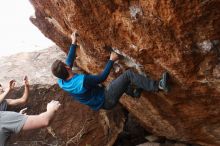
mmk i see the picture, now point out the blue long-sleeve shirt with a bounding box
[58,44,114,110]
[65,44,76,68]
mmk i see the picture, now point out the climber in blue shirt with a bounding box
[51,30,170,111]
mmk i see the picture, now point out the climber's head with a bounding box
[51,60,71,80]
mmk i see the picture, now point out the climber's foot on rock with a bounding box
[158,72,170,93]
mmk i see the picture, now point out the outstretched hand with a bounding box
[9,80,16,90]
[47,100,61,113]
[110,52,119,61]
[23,76,29,86]
[71,29,78,44]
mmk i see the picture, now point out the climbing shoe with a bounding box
[159,72,170,92]
[126,84,143,98]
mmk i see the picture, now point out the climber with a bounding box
[0,76,29,111]
[51,29,170,111]
[0,100,61,146]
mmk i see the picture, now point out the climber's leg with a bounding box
[102,69,162,110]
[120,70,170,92]
[121,69,159,91]
[125,83,143,98]
[102,71,130,110]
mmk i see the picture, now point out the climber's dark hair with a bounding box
[51,60,69,80]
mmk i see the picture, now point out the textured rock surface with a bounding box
[6,85,124,146]
[29,0,220,146]
[0,46,65,88]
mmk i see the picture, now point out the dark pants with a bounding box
[102,70,159,110]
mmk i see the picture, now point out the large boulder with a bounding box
[29,0,220,146]
[0,46,64,87]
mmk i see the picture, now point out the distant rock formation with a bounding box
[28,1,220,146]
[0,46,65,87]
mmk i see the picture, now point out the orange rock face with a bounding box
[29,0,220,146]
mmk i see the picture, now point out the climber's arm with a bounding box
[65,44,77,68]
[83,52,119,87]
[65,30,78,68]
[84,60,114,87]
